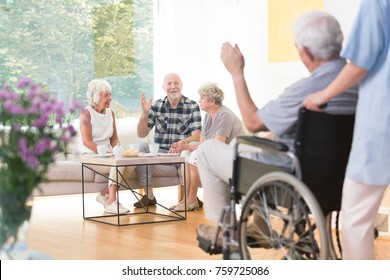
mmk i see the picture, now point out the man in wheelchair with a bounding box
[196,11,358,259]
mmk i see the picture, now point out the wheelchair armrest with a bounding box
[236,135,289,152]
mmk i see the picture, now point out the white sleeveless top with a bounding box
[78,106,114,154]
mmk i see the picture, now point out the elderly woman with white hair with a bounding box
[169,82,244,211]
[78,79,133,214]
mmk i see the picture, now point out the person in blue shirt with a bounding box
[304,0,390,260]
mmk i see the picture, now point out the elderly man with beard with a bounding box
[134,73,202,208]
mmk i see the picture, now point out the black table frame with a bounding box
[81,157,186,226]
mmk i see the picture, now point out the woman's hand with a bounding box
[303,91,329,112]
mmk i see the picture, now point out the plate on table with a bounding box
[96,153,113,158]
[122,154,139,158]
[122,150,139,157]
[138,153,158,157]
[158,153,180,157]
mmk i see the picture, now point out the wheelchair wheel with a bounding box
[239,171,328,260]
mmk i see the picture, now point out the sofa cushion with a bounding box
[45,160,95,182]
[66,117,149,155]
[115,117,148,146]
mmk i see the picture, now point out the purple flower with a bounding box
[65,124,77,137]
[69,100,84,113]
[12,123,22,131]
[33,114,50,127]
[24,152,40,170]
[1,78,82,175]
[16,77,32,88]
[18,137,29,155]
[33,137,52,155]
[18,137,40,170]
[26,102,40,114]
[0,87,20,101]
[4,100,26,115]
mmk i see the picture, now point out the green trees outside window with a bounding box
[0,0,154,117]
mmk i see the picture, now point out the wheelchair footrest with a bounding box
[197,236,222,255]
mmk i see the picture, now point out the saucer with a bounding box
[158,153,179,157]
[96,153,113,158]
[138,153,157,157]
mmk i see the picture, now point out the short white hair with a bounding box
[293,10,343,60]
[198,82,224,105]
[86,79,111,106]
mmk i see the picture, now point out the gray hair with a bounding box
[86,79,112,106]
[292,10,343,60]
[198,82,224,105]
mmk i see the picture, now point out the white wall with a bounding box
[154,0,361,118]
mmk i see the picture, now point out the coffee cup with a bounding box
[97,145,108,156]
[113,144,124,159]
[129,144,140,151]
[149,143,159,154]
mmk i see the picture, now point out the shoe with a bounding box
[170,197,203,210]
[169,202,181,210]
[246,223,272,249]
[105,201,130,214]
[174,200,201,212]
[197,197,203,208]
[196,224,223,248]
[96,193,108,208]
[133,196,157,208]
[169,199,184,210]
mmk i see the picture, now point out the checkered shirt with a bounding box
[148,96,202,151]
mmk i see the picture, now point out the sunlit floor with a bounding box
[26,187,390,260]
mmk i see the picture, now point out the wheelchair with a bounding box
[197,107,356,260]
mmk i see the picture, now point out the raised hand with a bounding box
[140,92,152,114]
[220,42,245,76]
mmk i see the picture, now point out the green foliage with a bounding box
[0,0,154,112]
[94,1,135,77]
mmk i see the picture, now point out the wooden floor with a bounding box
[27,187,390,260]
[27,187,220,260]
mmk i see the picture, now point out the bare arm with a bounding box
[213,135,227,143]
[137,92,152,138]
[304,62,367,111]
[183,130,201,143]
[221,42,266,133]
[79,109,98,153]
[109,111,120,147]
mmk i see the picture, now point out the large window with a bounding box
[0,0,154,117]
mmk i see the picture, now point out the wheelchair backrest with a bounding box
[294,107,355,215]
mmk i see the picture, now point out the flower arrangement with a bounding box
[0,77,82,255]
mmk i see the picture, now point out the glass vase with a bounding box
[0,191,33,260]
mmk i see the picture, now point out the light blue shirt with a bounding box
[259,58,358,150]
[343,0,390,185]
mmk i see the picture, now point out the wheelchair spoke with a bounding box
[239,172,327,260]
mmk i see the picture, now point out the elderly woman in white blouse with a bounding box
[169,82,244,211]
[78,79,134,214]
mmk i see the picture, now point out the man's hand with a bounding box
[220,42,245,76]
[169,140,187,154]
[140,92,152,115]
[137,92,152,138]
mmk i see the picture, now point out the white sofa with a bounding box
[36,117,182,197]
